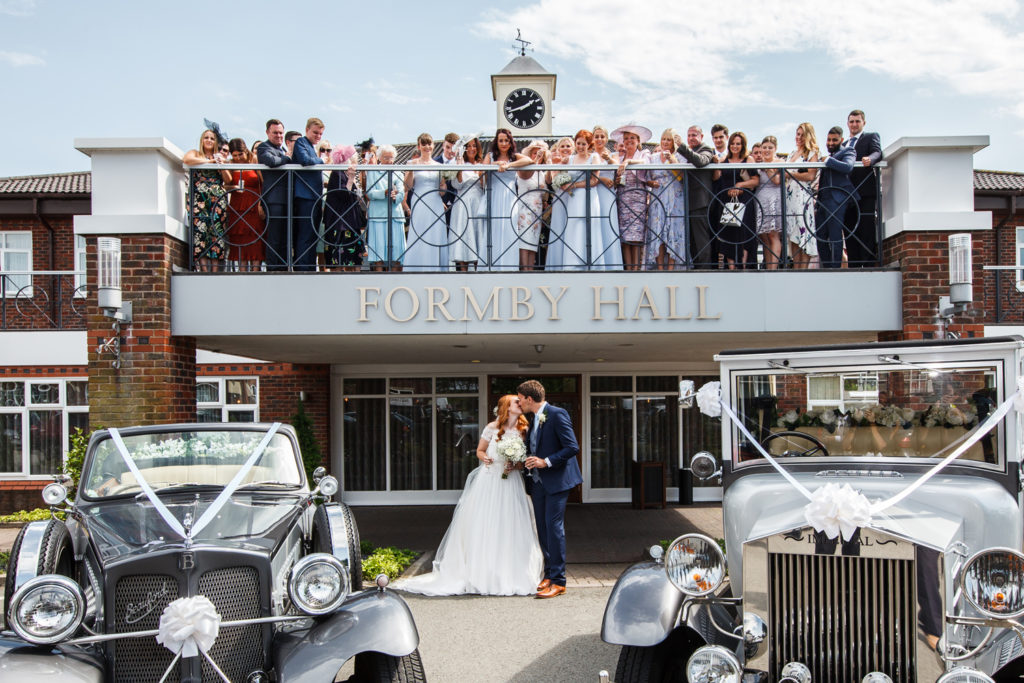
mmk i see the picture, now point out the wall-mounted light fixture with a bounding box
[937,233,972,339]
[96,237,132,368]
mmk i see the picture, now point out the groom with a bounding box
[519,380,582,599]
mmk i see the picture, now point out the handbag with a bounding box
[720,200,747,228]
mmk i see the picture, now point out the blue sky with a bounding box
[1,0,1023,177]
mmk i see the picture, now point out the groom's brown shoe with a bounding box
[537,579,552,592]
[536,584,566,599]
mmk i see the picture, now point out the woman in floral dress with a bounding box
[513,140,548,270]
[183,129,230,271]
[643,128,687,270]
[754,136,783,270]
[785,123,820,269]
[611,124,652,271]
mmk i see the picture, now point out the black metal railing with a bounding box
[0,271,86,330]
[186,162,884,272]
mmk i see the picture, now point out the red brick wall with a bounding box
[978,212,1024,325]
[0,480,47,514]
[1,217,84,330]
[86,235,197,428]
[881,230,987,341]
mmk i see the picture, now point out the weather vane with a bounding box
[514,29,532,56]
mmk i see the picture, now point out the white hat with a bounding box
[611,123,653,143]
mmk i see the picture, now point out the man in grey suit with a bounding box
[676,126,718,268]
[256,119,291,270]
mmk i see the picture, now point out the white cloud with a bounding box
[478,0,1024,126]
[365,78,429,106]
[0,0,35,16]
[0,50,43,67]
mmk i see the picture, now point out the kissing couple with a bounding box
[396,379,583,598]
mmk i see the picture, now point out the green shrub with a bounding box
[0,550,8,573]
[291,401,322,483]
[360,539,375,557]
[0,508,57,524]
[65,426,92,499]
[361,545,418,581]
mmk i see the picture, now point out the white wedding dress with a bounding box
[396,424,544,596]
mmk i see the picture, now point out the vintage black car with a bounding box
[0,422,425,682]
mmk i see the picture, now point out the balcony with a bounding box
[0,271,85,331]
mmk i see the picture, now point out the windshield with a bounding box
[82,429,303,498]
[732,363,1000,466]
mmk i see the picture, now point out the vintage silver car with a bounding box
[603,337,1024,683]
[0,422,425,682]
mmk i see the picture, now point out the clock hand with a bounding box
[510,99,539,113]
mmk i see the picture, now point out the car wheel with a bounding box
[4,519,74,628]
[615,643,687,683]
[353,649,426,683]
[313,503,363,589]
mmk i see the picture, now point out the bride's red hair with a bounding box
[495,394,528,442]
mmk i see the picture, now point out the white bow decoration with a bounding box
[695,381,722,418]
[803,483,873,542]
[156,596,221,658]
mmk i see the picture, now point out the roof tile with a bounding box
[0,171,91,195]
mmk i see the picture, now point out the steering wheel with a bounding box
[762,431,830,458]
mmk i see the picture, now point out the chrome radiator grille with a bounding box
[769,551,917,683]
[112,566,264,683]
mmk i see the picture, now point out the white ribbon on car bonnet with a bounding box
[694,380,1024,541]
[154,595,230,682]
[108,423,282,542]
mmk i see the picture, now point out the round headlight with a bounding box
[862,673,894,683]
[665,534,726,596]
[779,662,811,683]
[289,553,350,616]
[317,475,339,497]
[960,547,1024,618]
[690,452,718,480]
[9,575,85,644]
[937,669,995,683]
[686,645,740,683]
[41,482,68,506]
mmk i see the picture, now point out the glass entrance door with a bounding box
[489,375,582,503]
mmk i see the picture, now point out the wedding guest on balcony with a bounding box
[224,138,265,272]
[324,145,366,271]
[314,139,333,269]
[591,126,620,269]
[710,124,729,161]
[559,129,603,270]
[183,128,231,271]
[709,124,731,244]
[612,123,652,271]
[291,117,326,271]
[754,135,783,269]
[712,132,759,270]
[365,145,405,271]
[785,123,821,270]
[256,119,292,271]
[403,133,447,271]
[545,137,575,269]
[449,134,486,271]
[484,128,530,270]
[843,109,883,267]
[644,128,687,270]
[285,131,301,156]
[434,132,460,229]
[816,126,859,269]
[677,125,719,268]
[750,142,762,163]
[513,139,549,271]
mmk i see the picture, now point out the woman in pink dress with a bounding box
[612,124,653,271]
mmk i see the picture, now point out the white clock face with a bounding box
[503,88,545,129]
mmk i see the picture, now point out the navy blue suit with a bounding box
[528,403,582,587]
[291,136,324,271]
[815,145,859,269]
[257,143,292,270]
[843,132,883,266]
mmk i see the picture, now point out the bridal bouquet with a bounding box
[551,171,572,191]
[495,433,527,479]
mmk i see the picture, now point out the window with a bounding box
[1017,227,1024,286]
[0,379,88,476]
[196,377,259,423]
[1,232,32,297]
[74,234,87,296]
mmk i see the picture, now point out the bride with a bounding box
[396,394,543,596]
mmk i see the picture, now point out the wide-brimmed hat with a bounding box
[611,123,652,143]
[332,145,357,164]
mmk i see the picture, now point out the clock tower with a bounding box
[490,49,556,136]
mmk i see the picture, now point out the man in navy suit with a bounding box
[290,117,326,271]
[842,109,883,267]
[519,379,582,599]
[256,119,291,270]
[816,126,859,269]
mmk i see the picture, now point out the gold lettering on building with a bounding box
[666,286,692,320]
[592,285,626,320]
[425,286,455,322]
[510,286,534,321]
[537,286,567,320]
[696,285,722,320]
[631,286,663,320]
[357,287,381,322]
[460,286,501,322]
[384,286,420,322]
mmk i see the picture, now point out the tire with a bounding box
[353,649,426,683]
[4,519,74,628]
[313,502,363,589]
[615,643,687,683]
